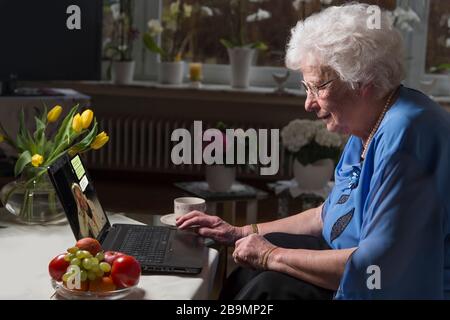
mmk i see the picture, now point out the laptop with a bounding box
[47,153,204,275]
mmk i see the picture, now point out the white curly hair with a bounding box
[286,3,406,98]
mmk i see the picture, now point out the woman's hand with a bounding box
[233,234,277,270]
[176,211,244,246]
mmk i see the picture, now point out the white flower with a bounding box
[110,3,120,21]
[246,9,271,23]
[170,1,180,16]
[147,19,164,36]
[281,119,317,152]
[446,38,450,48]
[390,6,420,32]
[315,128,341,148]
[184,4,193,18]
[201,6,213,17]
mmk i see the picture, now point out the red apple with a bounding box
[104,251,125,265]
[48,253,70,281]
[111,255,141,288]
[75,238,102,256]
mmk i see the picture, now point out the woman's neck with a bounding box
[353,89,398,144]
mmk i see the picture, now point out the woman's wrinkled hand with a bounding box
[176,211,242,246]
[233,234,277,270]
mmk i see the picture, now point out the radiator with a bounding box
[84,116,292,180]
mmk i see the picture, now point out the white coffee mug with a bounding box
[174,197,206,219]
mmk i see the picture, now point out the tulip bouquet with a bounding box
[0,104,109,223]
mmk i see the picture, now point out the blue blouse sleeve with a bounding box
[335,151,446,299]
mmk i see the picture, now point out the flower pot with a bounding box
[158,61,185,85]
[227,48,255,89]
[293,159,334,190]
[205,165,236,192]
[0,168,66,225]
[111,61,135,85]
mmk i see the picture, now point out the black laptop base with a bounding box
[101,224,204,275]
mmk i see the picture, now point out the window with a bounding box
[101,0,450,95]
[426,0,450,72]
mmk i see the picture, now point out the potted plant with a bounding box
[219,0,271,89]
[0,105,109,224]
[103,0,139,85]
[281,119,342,190]
[143,0,196,85]
[203,122,257,192]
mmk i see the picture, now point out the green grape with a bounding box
[62,272,71,282]
[87,270,97,281]
[70,258,81,266]
[82,258,92,270]
[95,252,105,261]
[95,269,104,277]
[80,270,88,282]
[99,262,111,273]
[90,257,99,266]
[90,264,100,273]
[67,247,79,254]
[64,253,73,262]
[75,250,85,259]
[82,250,93,259]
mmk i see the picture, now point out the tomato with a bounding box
[48,253,70,281]
[104,251,125,265]
[111,255,141,288]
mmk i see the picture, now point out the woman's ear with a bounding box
[359,82,375,99]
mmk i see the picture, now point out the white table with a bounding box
[0,210,219,300]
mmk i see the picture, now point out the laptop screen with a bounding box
[48,153,109,240]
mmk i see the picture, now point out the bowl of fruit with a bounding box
[48,238,141,300]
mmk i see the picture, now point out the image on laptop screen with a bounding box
[48,153,108,240]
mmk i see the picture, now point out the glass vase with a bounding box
[0,167,66,225]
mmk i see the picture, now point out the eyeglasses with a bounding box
[301,77,337,98]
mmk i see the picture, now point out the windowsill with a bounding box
[24,80,450,111]
[25,80,306,106]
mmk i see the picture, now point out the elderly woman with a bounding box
[177,3,450,299]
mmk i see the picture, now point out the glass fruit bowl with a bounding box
[51,279,137,300]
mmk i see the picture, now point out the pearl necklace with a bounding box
[361,87,398,160]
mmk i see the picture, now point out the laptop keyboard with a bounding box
[119,226,170,264]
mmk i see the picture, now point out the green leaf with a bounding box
[33,116,47,154]
[18,109,38,154]
[69,120,99,153]
[46,105,80,163]
[53,104,79,148]
[220,38,236,49]
[0,121,18,150]
[14,150,31,177]
[143,33,166,56]
[40,104,48,124]
[250,41,268,51]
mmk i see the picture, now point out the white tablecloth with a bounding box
[0,211,218,300]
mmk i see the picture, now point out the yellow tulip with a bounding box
[72,113,82,133]
[81,109,94,129]
[0,134,4,143]
[31,154,44,167]
[90,131,109,150]
[47,105,63,123]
